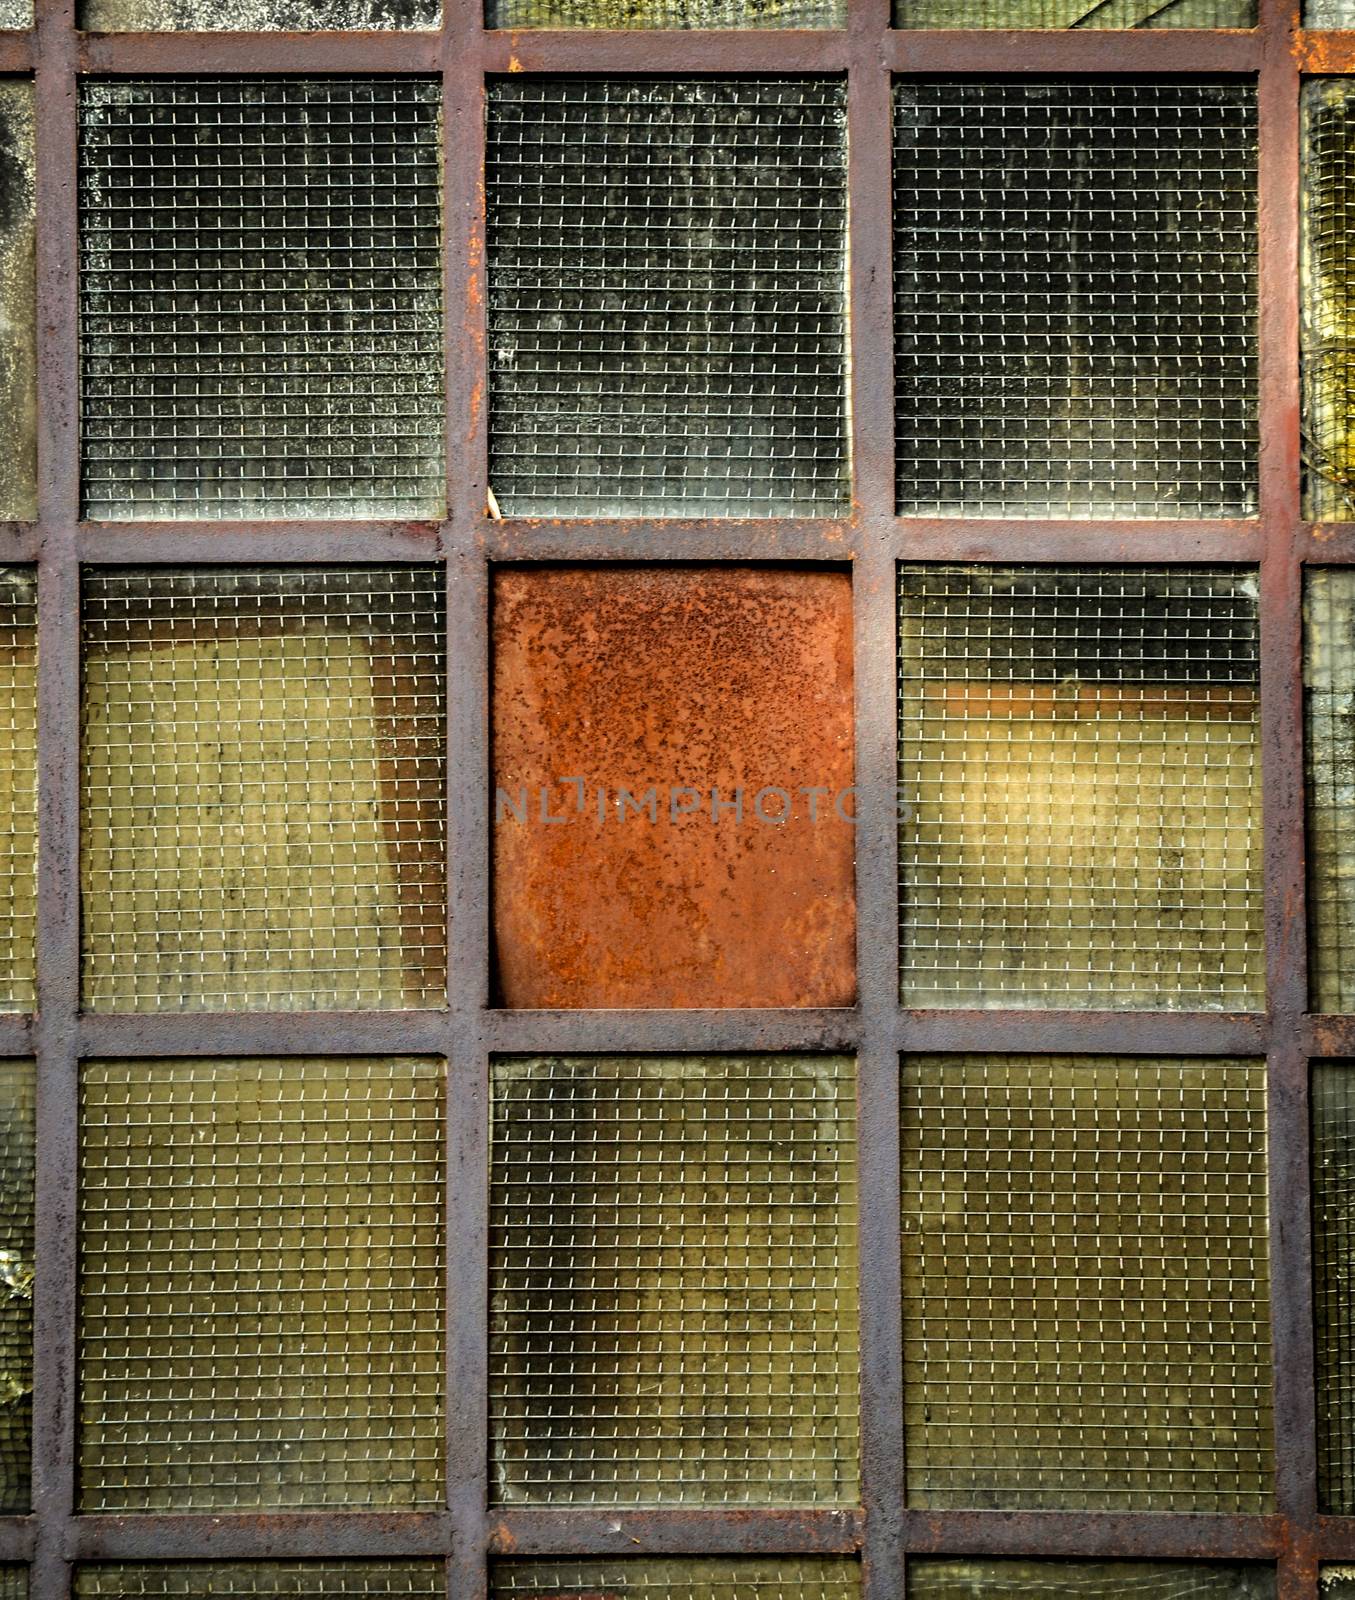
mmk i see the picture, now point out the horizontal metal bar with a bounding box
[894,519,1263,564]
[479,30,849,71]
[1304,1015,1355,1056]
[481,519,856,564]
[0,35,30,73]
[898,1009,1270,1056]
[0,1015,33,1057]
[64,1513,455,1562]
[1301,524,1355,563]
[78,1010,451,1059]
[1315,1515,1355,1556]
[0,1519,35,1563]
[484,1008,862,1056]
[1294,31,1355,69]
[885,28,1262,71]
[77,31,442,72]
[901,1511,1283,1560]
[76,524,446,563]
[487,1509,863,1557]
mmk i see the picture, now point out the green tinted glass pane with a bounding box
[0,1063,31,1514]
[908,1562,1274,1600]
[76,1567,444,1600]
[494,1561,861,1600]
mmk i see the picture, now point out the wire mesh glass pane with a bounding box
[898,566,1263,1009]
[0,1574,23,1600]
[1303,570,1355,1012]
[1302,82,1355,519]
[79,79,444,519]
[494,1563,861,1600]
[0,7,30,24]
[1308,0,1355,21]
[486,78,849,518]
[490,1054,859,1505]
[80,567,447,1013]
[908,1563,1275,1600]
[1323,1572,1355,1598]
[894,0,1252,21]
[894,81,1257,518]
[0,1064,32,1516]
[0,573,35,1015]
[0,83,34,520]
[81,0,438,23]
[77,1567,445,1600]
[901,1054,1273,1513]
[486,1,842,21]
[1309,1063,1355,1513]
[78,1056,445,1513]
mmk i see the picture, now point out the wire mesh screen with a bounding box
[0,1063,32,1517]
[1303,570,1355,1011]
[486,1,843,21]
[901,1054,1273,1512]
[76,1567,446,1600]
[1308,1063,1355,1514]
[80,566,447,1013]
[907,1563,1276,1600]
[79,79,444,520]
[894,81,1257,518]
[0,83,34,522]
[893,0,1252,21]
[78,1056,445,1513]
[1302,82,1355,518]
[0,572,36,1015]
[80,0,439,24]
[486,78,849,518]
[897,566,1263,1009]
[489,1054,859,1505]
[494,1561,862,1600]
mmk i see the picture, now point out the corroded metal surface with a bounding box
[492,566,855,1008]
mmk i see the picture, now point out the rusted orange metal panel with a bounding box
[492,565,856,1008]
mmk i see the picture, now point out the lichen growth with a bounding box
[486,0,842,24]
[895,0,1251,23]
[81,0,436,30]
[0,84,35,524]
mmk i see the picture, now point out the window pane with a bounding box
[81,0,438,24]
[894,81,1257,517]
[1311,1063,1355,1513]
[492,567,855,1009]
[0,571,35,1015]
[908,1563,1274,1600]
[0,1063,31,1516]
[894,0,1252,23]
[486,79,849,517]
[898,565,1263,1009]
[486,1,843,22]
[494,1564,861,1600]
[0,83,34,521]
[901,1054,1273,1512]
[77,1568,445,1600]
[1303,82,1355,519]
[490,1055,859,1504]
[78,1057,445,1512]
[79,79,444,519]
[1304,569,1355,1010]
[81,567,447,1012]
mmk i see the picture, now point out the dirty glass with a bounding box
[0,1063,31,1516]
[894,0,1252,22]
[486,78,849,517]
[78,1056,445,1513]
[1322,1572,1355,1597]
[77,1568,445,1600]
[486,1,843,22]
[894,81,1257,517]
[492,567,855,1009]
[907,1562,1275,1599]
[901,1054,1273,1512]
[1302,82,1355,518]
[80,567,447,1012]
[1311,1064,1355,1513]
[81,0,438,24]
[0,83,34,522]
[1303,570,1355,1011]
[898,566,1263,1009]
[79,79,444,519]
[0,571,36,1015]
[490,1055,859,1505]
[494,1563,862,1600]
[1308,0,1355,21]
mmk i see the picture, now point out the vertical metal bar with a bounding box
[1257,0,1316,1586]
[31,3,81,1598]
[849,7,906,1600]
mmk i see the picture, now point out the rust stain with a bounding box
[492,566,856,1009]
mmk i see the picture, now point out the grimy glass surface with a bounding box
[901,1054,1273,1512]
[1302,83,1355,517]
[1308,0,1355,20]
[81,0,438,23]
[490,1055,859,1504]
[1303,571,1355,1011]
[486,1,843,21]
[0,571,36,1015]
[0,83,34,522]
[1309,1064,1355,1513]
[493,1560,862,1600]
[0,1063,32,1516]
[80,567,447,1012]
[908,1562,1276,1600]
[894,81,1257,517]
[486,78,849,517]
[76,1566,446,1600]
[78,1056,446,1513]
[1322,1573,1355,1598]
[894,0,1252,21]
[79,79,444,519]
[898,565,1262,1009]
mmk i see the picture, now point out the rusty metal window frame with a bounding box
[0,0,1327,1594]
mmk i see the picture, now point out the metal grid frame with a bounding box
[0,0,1333,1596]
